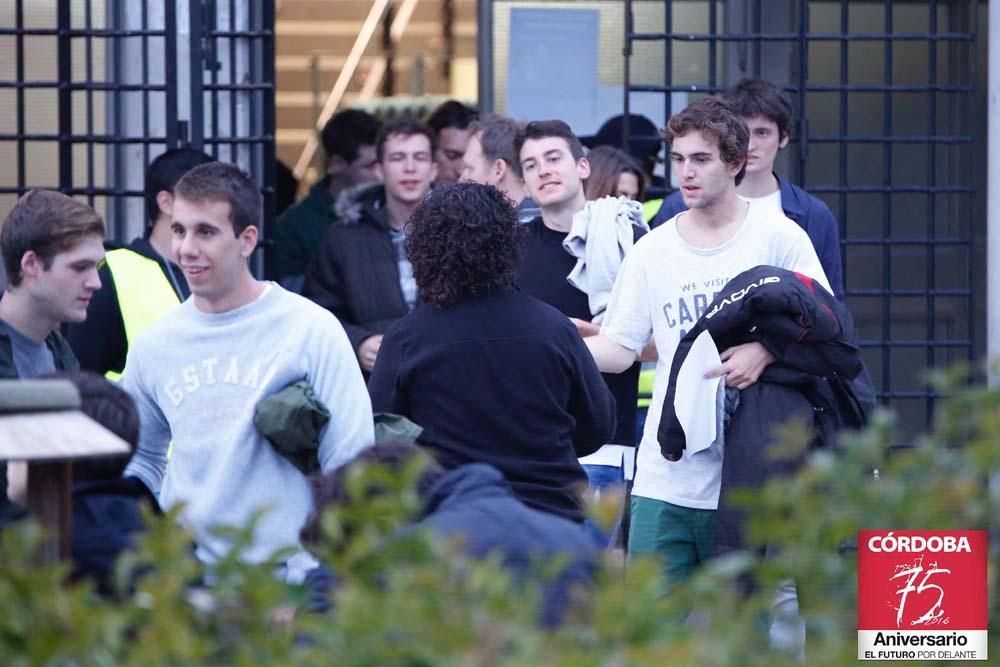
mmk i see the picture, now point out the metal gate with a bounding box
[622,0,981,437]
[0,0,275,272]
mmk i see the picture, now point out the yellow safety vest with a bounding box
[636,199,663,409]
[642,198,663,224]
[103,248,182,381]
[637,363,655,409]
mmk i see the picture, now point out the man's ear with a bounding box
[428,161,439,185]
[156,190,174,218]
[492,159,507,184]
[239,225,259,258]
[327,154,348,175]
[778,132,790,150]
[577,156,591,180]
[374,162,384,182]
[20,250,43,280]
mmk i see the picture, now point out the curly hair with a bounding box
[664,96,749,185]
[404,183,522,307]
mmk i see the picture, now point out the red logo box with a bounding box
[857,530,988,661]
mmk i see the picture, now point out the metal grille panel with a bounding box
[0,0,275,273]
[623,0,980,437]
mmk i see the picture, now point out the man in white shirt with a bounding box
[124,162,374,582]
[584,97,829,586]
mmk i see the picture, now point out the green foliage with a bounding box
[2,371,999,665]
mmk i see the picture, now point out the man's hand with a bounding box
[357,334,383,372]
[704,341,775,390]
[569,317,601,338]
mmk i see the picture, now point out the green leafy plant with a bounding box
[1,369,997,665]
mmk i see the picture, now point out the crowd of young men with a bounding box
[0,88,865,644]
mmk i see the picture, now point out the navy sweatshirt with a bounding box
[368,287,616,523]
[516,218,642,447]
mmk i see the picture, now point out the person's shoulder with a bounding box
[275,283,361,337]
[281,180,333,218]
[663,189,685,206]
[100,245,150,277]
[754,208,814,249]
[534,297,587,342]
[649,190,686,227]
[782,179,835,218]
[631,222,648,243]
[46,329,80,371]
[271,283,339,321]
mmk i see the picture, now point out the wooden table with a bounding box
[0,380,130,561]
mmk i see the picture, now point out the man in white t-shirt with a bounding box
[584,97,829,587]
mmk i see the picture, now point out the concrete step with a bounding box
[277,92,360,129]
[275,54,467,96]
[274,20,476,56]
[273,1,480,173]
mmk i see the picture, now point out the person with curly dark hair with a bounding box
[404,183,521,307]
[368,182,615,524]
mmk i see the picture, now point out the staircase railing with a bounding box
[292,0,421,181]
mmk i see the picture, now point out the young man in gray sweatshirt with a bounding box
[123,162,374,582]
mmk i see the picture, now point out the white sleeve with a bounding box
[599,247,653,354]
[121,345,171,495]
[779,227,833,295]
[306,311,375,472]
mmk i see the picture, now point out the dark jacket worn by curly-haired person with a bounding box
[368,287,617,524]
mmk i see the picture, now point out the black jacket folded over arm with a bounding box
[656,266,873,554]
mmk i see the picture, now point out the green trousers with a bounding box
[627,495,716,588]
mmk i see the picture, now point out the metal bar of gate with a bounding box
[190,0,205,147]
[880,1,894,407]
[57,2,73,192]
[259,0,278,277]
[165,1,178,147]
[621,0,979,434]
[15,0,25,194]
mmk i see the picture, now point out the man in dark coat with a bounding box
[303,117,437,374]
